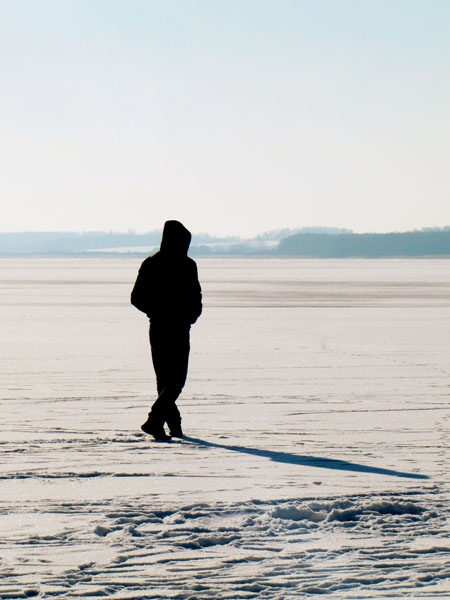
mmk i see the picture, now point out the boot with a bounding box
[168,421,184,438]
[141,416,171,441]
[166,402,183,438]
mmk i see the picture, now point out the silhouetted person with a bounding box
[131,220,202,440]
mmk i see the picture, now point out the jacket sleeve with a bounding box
[130,262,152,316]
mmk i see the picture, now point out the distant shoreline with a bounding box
[0,228,449,258]
[0,253,449,260]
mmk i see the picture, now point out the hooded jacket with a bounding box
[130,221,202,325]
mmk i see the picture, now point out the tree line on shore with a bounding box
[276,229,450,258]
[0,228,448,257]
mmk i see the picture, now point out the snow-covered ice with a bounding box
[1,257,449,599]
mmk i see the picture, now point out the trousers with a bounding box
[148,322,190,426]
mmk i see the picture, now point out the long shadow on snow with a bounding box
[181,437,428,480]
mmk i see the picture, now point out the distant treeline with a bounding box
[0,228,449,257]
[0,227,343,256]
[0,231,158,254]
[0,230,232,255]
[277,229,450,258]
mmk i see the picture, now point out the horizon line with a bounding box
[0,226,449,238]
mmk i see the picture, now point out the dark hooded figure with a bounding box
[131,220,202,440]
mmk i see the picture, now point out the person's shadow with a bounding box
[180,437,428,480]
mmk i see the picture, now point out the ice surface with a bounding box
[1,258,449,598]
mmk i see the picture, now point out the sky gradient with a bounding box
[1,0,449,236]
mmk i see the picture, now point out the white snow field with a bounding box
[1,257,449,599]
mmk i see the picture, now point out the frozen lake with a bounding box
[1,257,449,598]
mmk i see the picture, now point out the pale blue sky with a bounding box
[1,0,449,236]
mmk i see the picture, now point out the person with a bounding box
[131,220,202,440]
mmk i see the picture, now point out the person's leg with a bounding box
[141,323,170,439]
[151,324,190,431]
[166,325,190,436]
[143,323,190,438]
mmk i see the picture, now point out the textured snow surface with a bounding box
[1,258,450,599]
[2,489,449,599]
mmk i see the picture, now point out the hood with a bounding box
[159,220,192,257]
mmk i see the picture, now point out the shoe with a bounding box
[141,418,171,441]
[168,423,184,438]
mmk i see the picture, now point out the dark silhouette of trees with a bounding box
[277,230,450,258]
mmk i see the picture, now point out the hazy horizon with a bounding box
[0,224,449,238]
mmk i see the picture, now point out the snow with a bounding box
[1,257,449,599]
